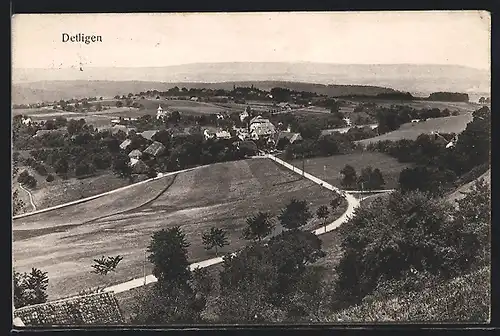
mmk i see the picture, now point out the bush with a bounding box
[335,190,482,305]
[46,174,55,182]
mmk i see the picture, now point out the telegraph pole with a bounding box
[302,153,305,179]
[143,250,147,286]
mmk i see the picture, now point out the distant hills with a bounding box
[12,62,490,104]
[12,80,397,104]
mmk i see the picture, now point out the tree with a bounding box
[316,205,329,229]
[202,227,229,257]
[67,119,82,135]
[13,268,49,308]
[357,166,385,190]
[243,211,275,242]
[147,227,191,288]
[479,96,485,104]
[91,255,123,275]
[340,165,357,189]
[112,153,132,178]
[330,195,342,213]
[116,100,123,108]
[12,190,25,216]
[278,198,312,230]
[335,190,481,305]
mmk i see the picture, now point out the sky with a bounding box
[12,11,490,70]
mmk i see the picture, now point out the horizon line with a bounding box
[12,61,489,71]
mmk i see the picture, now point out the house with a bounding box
[13,292,124,326]
[130,158,149,174]
[119,139,132,150]
[430,131,450,146]
[216,114,225,120]
[156,105,169,120]
[110,125,131,135]
[204,129,216,140]
[33,129,64,138]
[190,96,199,101]
[249,116,276,138]
[278,102,292,111]
[215,130,231,140]
[343,117,352,127]
[21,117,32,126]
[128,149,142,159]
[411,119,421,123]
[111,119,121,124]
[138,130,159,141]
[275,131,303,148]
[239,110,249,122]
[144,141,166,157]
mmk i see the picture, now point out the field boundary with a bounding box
[83,173,179,225]
[12,166,206,220]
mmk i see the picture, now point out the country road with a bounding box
[103,154,361,295]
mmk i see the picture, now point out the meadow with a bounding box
[356,112,473,145]
[13,158,343,300]
[286,152,413,190]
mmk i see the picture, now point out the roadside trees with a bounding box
[278,198,312,230]
[202,227,230,257]
[243,212,275,242]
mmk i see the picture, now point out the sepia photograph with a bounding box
[11,11,491,327]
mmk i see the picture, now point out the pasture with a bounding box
[356,113,473,145]
[13,158,342,300]
[286,152,413,190]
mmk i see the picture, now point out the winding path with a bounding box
[104,154,361,295]
[18,184,36,212]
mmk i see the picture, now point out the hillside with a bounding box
[327,266,489,323]
[12,80,396,105]
[447,169,491,204]
[12,62,489,103]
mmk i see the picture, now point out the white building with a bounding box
[204,129,216,140]
[156,105,169,120]
[240,110,249,122]
[215,130,231,140]
[21,117,32,126]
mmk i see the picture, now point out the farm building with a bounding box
[249,116,276,138]
[278,102,292,110]
[130,158,149,174]
[110,125,131,135]
[128,149,142,159]
[119,139,132,150]
[13,292,124,326]
[144,141,166,157]
[215,130,231,140]
[430,131,452,146]
[138,130,159,141]
[21,117,32,125]
[276,131,303,145]
[33,129,65,138]
[204,129,216,140]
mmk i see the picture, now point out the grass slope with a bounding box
[357,113,473,145]
[328,267,490,323]
[13,159,340,300]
